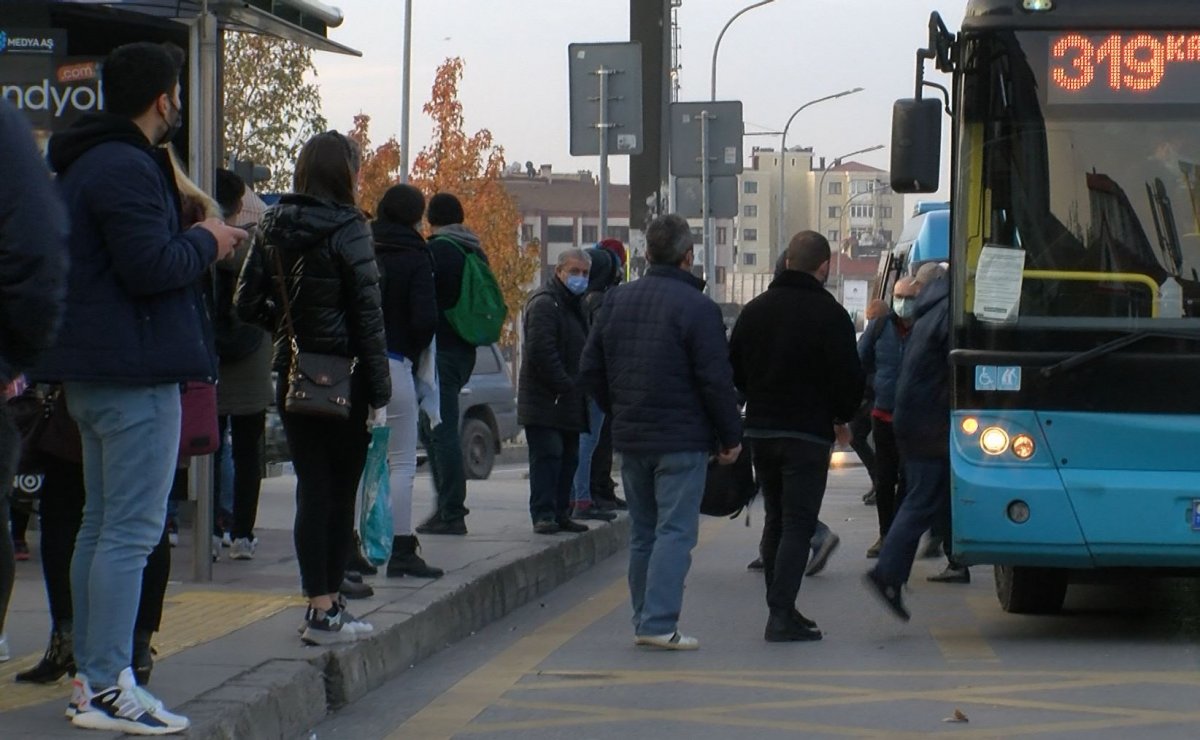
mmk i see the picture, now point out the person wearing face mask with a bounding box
[518,248,594,535]
[858,277,922,559]
[35,41,244,734]
[729,231,864,642]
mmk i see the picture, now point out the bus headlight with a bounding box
[980,427,1010,455]
[961,417,979,435]
[1011,434,1036,460]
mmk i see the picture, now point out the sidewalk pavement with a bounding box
[1,458,630,739]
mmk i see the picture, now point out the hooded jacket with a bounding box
[372,220,437,363]
[235,194,390,410]
[892,275,951,459]
[33,113,218,384]
[0,100,67,384]
[581,246,619,324]
[518,276,589,431]
[427,223,488,352]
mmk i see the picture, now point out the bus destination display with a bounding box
[1048,32,1200,105]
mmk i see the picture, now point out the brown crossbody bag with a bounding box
[270,246,356,420]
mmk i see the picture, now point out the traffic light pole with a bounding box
[596,64,615,239]
[700,109,714,297]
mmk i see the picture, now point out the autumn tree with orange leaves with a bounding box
[347,114,402,216]
[410,58,539,350]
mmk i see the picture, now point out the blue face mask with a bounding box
[565,275,589,296]
[893,296,916,319]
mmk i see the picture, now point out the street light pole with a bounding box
[816,144,884,244]
[711,0,776,102]
[776,87,863,261]
[398,0,413,183]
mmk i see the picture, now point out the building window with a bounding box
[546,225,574,242]
[716,266,727,285]
[521,224,535,243]
[743,204,758,218]
[743,228,758,241]
[744,180,758,194]
[608,226,630,243]
[691,227,704,242]
[581,225,598,243]
[827,206,840,219]
[851,180,877,195]
[717,226,728,245]
[743,252,757,266]
[828,181,842,195]
[827,230,839,242]
[850,204,874,219]
[880,206,893,220]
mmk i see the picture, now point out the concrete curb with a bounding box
[180,516,631,739]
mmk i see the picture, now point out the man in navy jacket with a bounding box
[581,214,741,651]
[34,42,243,735]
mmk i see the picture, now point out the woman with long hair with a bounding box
[235,131,390,644]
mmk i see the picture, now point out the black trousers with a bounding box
[589,413,617,503]
[0,402,17,636]
[216,412,265,540]
[37,455,172,633]
[871,416,905,536]
[280,385,370,598]
[525,425,579,524]
[849,403,876,485]
[753,438,831,615]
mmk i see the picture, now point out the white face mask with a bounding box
[893,296,916,319]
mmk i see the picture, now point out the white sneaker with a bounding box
[211,535,221,563]
[167,531,178,548]
[634,631,700,651]
[67,673,92,719]
[229,537,256,560]
[221,531,233,548]
[71,667,189,734]
[0,632,9,662]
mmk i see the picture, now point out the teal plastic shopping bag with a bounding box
[359,425,393,566]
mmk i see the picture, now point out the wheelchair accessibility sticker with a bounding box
[975,366,1021,392]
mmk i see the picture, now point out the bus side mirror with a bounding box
[890,98,942,193]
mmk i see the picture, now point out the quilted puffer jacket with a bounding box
[235,194,390,409]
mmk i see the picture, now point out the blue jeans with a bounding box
[873,456,951,587]
[65,382,181,687]
[622,450,708,636]
[571,398,604,507]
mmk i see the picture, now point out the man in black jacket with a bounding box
[730,231,864,642]
[0,98,69,666]
[519,248,592,535]
[864,270,953,621]
[581,214,742,650]
[417,192,485,535]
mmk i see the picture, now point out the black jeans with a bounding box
[216,412,265,540]
[849,404,876,485]
[871,416,904,536]
[0,402,17,635]
[526,425,579,524]
[281,383,370,598]
[589,414,617,503]
[419,342,475,523]
[752,437,831,615]
[37,455,173,633]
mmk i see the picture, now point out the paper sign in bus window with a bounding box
[974,245,1027,323]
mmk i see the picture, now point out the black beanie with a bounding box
[427,192,465,227]
[377,184,426,227]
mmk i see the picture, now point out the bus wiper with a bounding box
[1040,330,1200,379]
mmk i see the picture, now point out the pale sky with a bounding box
[310,0,967,192]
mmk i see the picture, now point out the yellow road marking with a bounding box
[388,519,728,740]
[0,590,300,714]
[928,625,999,662]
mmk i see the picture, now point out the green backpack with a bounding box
[440,236,508,346]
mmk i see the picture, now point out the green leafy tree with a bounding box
[223,32,326,192]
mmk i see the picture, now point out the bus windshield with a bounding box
[957,30,1200,328]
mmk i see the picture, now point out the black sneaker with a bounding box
[556,518,589,534]
[790,609,818,630]
[747,557,764,571]
[805,533,841,576]
[348,535,379,575]
[416,517,468,535]
[338,578,374,600]
[300,604,358,646]
[764,612,822,642]
[863,570,910,622]
[533,519,559,535]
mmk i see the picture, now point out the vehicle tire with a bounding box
[461,417,495,480]
[994,565,1068,614]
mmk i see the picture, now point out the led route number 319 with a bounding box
[1052,32,1200,93]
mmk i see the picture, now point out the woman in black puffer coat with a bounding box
[235,131,390,645]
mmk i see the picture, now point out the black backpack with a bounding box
[700,446,757,518]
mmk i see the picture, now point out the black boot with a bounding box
[132,629,155,686]
[348,532,378,576]
[15,625,74,684]
[387,535,444,579]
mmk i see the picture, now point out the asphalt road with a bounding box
[309,464,1200,740]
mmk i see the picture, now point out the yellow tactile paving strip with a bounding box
[0,590,302,714]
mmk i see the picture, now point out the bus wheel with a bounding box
[994,565,1068,614]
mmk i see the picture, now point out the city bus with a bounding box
[875,202,950,300]
[890,0,1200,613]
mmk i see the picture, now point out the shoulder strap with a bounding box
[270,246,298,348]
[433,233,470,257]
